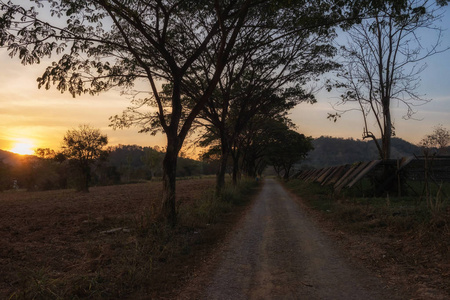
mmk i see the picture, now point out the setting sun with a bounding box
[10,142,35,155]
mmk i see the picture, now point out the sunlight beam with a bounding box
[9,141,35,155]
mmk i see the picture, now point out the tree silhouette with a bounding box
[62,125,108,192]
[1,0,431,223]
[420,124,450,155]
[267,126,313,180]
[328,0,448,160]
[194,19,336,192]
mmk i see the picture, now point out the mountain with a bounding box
[302,136,421,169]
[0,149,28,166]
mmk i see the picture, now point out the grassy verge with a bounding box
[284,178,450,297]
[7,179,259,299]
[179,179,257,227]
[284,179,449,234]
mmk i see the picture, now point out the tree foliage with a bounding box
[0,0,257,223]
[420,124,450,155]
[2,0,441,223]
[267,126,314,180]
[191,8,336,191]
[62,124,108,192]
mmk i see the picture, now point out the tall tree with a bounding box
[0,0,417,223]
[102,0,344,211]
[193,13,336,191]
[328,0,448,160]
[0,0,256,225]
[62,125,108,192]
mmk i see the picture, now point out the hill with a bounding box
[0,149,27,166]
[303,136,421,169]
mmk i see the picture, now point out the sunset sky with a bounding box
[0,5,449,156]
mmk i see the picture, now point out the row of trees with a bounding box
[0,127,217,192]
[2,123,446,192]
[199,117,313,184]
[0,125,107,192]
[1,0,447,224]
[14,125,109,192]
[1,122,311,192]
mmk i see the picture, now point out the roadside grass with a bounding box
[284,178,450,297]
[5,179,259,299]
[285,179,449,233]
[178,180,256,227]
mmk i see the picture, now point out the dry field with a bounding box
[0,178,241,299]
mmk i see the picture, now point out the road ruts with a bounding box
[201,178,398,300]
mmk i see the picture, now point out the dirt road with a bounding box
[182,179,400,299]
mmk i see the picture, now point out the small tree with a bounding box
[62,125,108,192]
[420,124,450,155]
[419,124,449,210]
[141,147,163,180]
[33,148,59,190]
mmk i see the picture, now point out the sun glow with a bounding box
[10,142,35,155]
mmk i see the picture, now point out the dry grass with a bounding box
[284,179,450,299]
[0,178,257,299]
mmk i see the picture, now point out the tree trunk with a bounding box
[232,151,240,186]
[273,165,282,177]
[216,135,230,194]
[77,162,90,193]
[382,97,392,160]
[382,133,391,160]
[283,165,291,181]
[83,165,91,192]
[161,137,179,227]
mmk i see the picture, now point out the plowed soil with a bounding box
[0,179,216,298]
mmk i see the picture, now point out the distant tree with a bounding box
[199,147,223,176]
[418,124,449,208]
[420,124,450,155]
[141,147,163,180]
[0,159,12,191]
[13,156,41,191]
[197,50,333,191]
[328,0,448,160]
[107,145,163,182]
[177,156,202,177]
[35,148,56,159]
[33,148,62,190]
[266,124,314,180]
[236,117,282,179]
[62,125,108,192]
